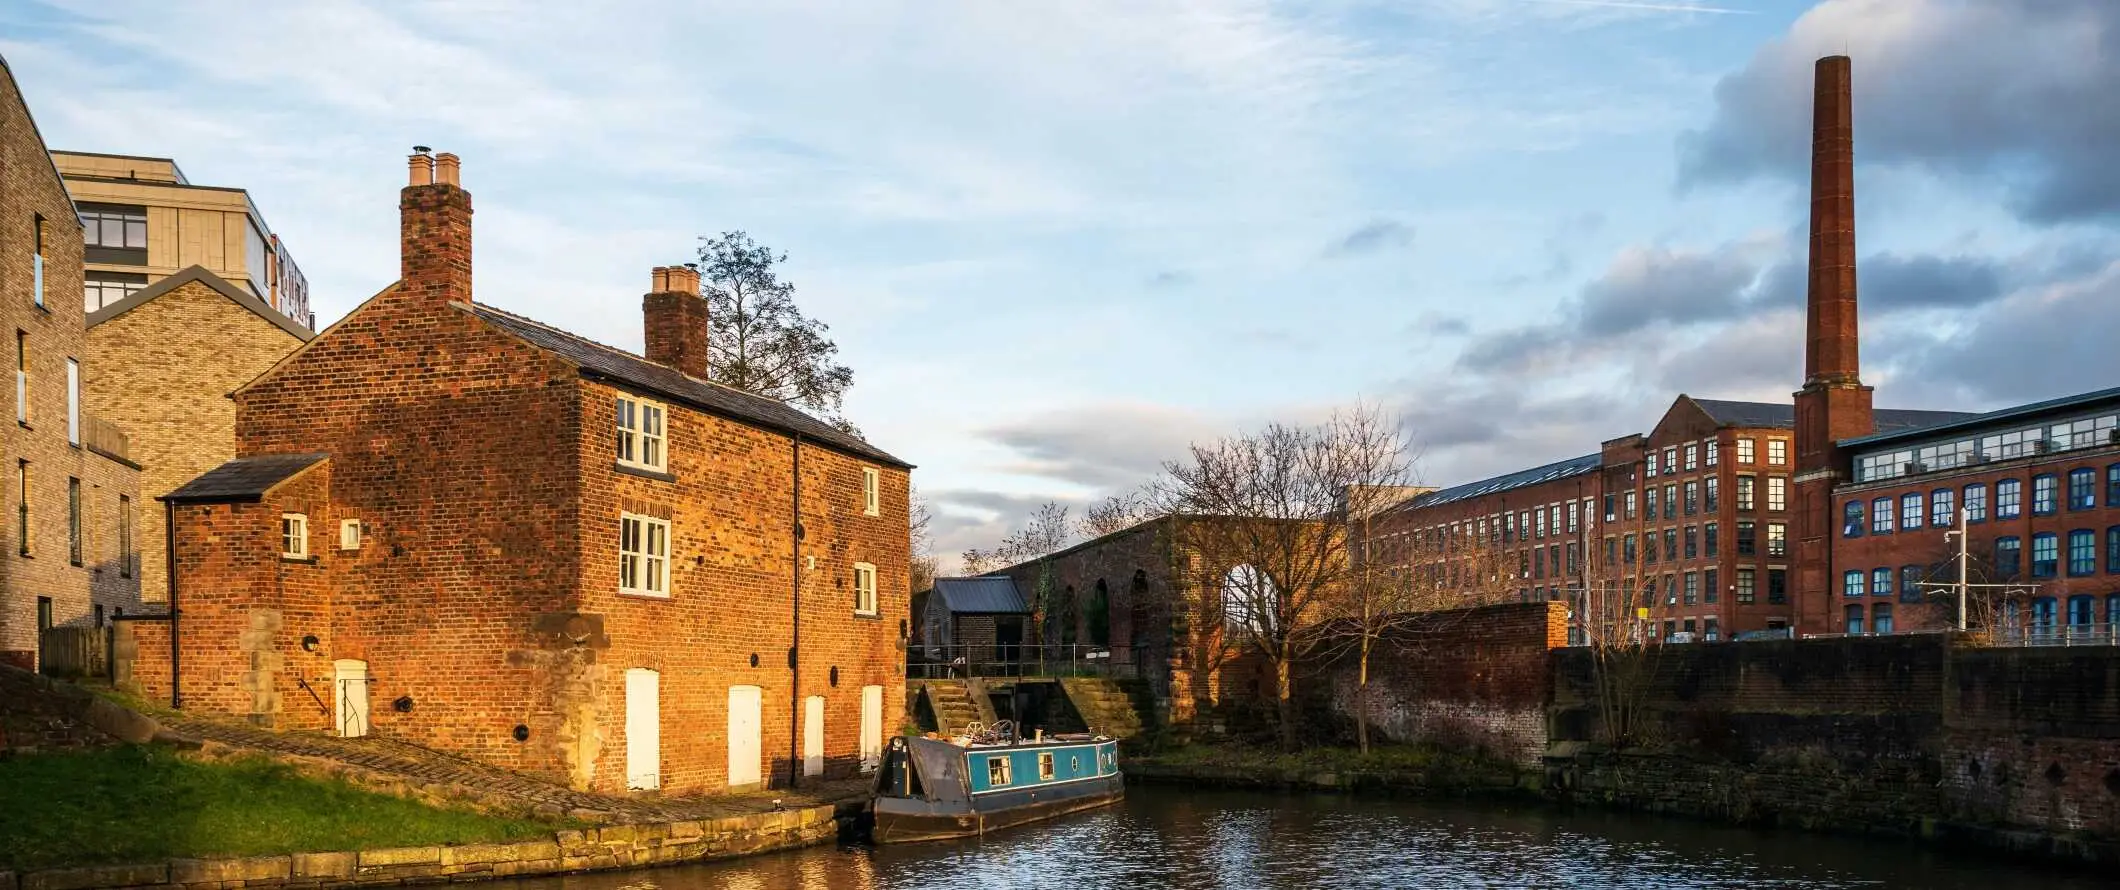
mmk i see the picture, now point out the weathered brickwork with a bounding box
[1547,634,2120,865]
[1306,602,1566,766]
[135,154,910,797]
[0,56,142,670]
[83,272,309,603]
[992,517,1260,729]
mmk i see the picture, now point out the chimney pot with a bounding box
[434,152,462,187]
[407,152,434,186]
[643,263,710,378]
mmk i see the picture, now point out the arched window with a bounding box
[1871,603,1893,635]
[1844,604,1865,635]
[1087,579,1111,647]
[2069,468,2097,510]
[1222,564,1278,637]
[1843,500,1865,538]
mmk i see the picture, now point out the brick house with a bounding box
[83,266,312,605]
[0,54,143,671]
[130,152,913,795]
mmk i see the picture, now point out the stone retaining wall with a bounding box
[0,807,841,890]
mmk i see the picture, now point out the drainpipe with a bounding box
[789,433,802,789]
[165,499,181,709]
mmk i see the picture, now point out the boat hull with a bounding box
[872,772,1125,844]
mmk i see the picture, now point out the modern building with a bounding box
[51,151,312,331]
[0,55,143,671]
[82,267,313,604]
[126,151,913,795]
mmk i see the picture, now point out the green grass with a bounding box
[0,745,567,870]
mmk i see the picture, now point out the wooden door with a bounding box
[803,695,825,777]
[625,668,660,791]
[859,685,884,773]
[333,659,369,738]
[728,685,763,788]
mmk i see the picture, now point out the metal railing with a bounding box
[1990,622,2120,648]
[906,643,1148,680]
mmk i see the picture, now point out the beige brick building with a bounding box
[83,267,312,602]
[52,151,312,331]
[0,54,143,670]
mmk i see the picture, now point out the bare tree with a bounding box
[1332,497,1516,753]
[961,501,1074,575]
[1080,490,1153,540]
[910,486,938,594]
[1145,403,1412,751]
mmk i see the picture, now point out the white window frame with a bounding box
[615,395,667,473]
[339,518,363,550]
[281,513,309,559]
[862,467,880,516]
[620,512,671,598]
[853,561,878,616]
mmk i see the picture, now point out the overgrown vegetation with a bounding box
[0,745,566,869]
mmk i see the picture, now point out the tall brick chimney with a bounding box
[643,264,709,378]
[401,149,472,308]
[1791,56,1875,635]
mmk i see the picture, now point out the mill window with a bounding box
[615,395,667,473]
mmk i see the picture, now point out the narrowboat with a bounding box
[870,730,1124,843]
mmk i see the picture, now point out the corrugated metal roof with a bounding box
[465,303,911,469]
[163,453,328,504]
[931,577,1031,614]
[1692,398,1974,433]
[1396,452,1603,511]
[1841,384,2120,448]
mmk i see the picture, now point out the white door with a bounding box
[334,660,369,738]
[625,668,660,791]
[728,685,763,788]
[859,685,884,773]
[803,695,826,777]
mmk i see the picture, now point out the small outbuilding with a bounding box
[916,577,1032,674]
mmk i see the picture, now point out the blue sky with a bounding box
[6,0,2117,568]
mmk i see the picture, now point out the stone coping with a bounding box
[0,806,843,890]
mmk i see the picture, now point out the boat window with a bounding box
[1038,752,1055,780]
[989,756,1011,787]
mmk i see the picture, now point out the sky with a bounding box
[5,0,2117,571]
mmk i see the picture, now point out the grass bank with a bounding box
[1130,740,1540,797]
[0,744,569,870]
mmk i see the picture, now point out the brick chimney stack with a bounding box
[643,264,710,379]
[1790,56,1876,635]
[1804,56,1859,387]
[401,149,472,308]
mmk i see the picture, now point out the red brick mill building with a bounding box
[126,151,914,795]
[1359,56,2120,643]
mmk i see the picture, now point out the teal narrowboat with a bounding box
[870,733,1124,843]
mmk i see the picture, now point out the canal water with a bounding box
[508,787,2102,889]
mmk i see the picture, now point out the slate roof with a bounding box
[931,577,1031,615]
[463,303,910,469]
[162,453,328,504]
[1840,384,2120,448]
[1691,398,1975,433]
[1395,452,1604,511]
[87,265,313,340]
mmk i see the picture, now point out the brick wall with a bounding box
[84,276,308,603]
[0,57,142,670]
[1305,602,1565,765]
[158,165,911,798]
[1546,635,2120,863]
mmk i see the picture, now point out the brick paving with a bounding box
[158,712,869,824]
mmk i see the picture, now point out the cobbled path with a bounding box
[158,712,867,823]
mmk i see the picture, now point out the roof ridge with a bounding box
[465,300,820,414]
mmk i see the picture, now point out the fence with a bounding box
[1989,622,2120,648]
[906,643,1149,680]
[38,625,111,678]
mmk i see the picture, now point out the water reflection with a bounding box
[500,788,2101,889]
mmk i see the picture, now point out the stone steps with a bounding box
[1057,678,1149,740]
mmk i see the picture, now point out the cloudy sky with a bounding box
[6,0,2116,569]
